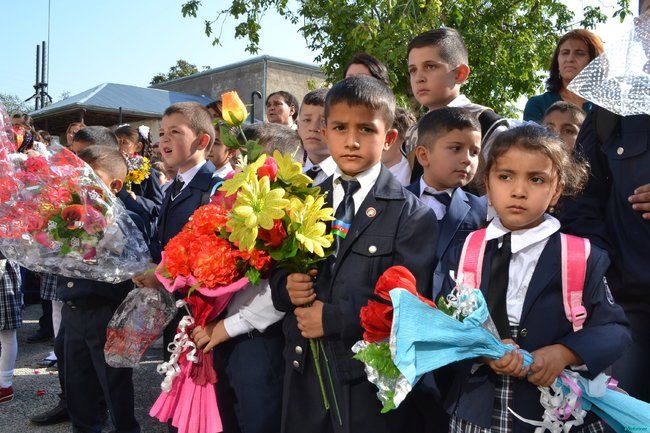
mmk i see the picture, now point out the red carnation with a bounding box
[24,156,50,175]
[61,205,86,230]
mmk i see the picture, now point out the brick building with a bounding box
[151,55,327,122]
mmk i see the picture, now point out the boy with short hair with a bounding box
[270,76,438,433]
[58,145,148,433]
[404,28,507,183]
[542,101,585,151]
[383,107,416,186]
[297,88,337,186]
[406,106,487,295]
[69,126,118,153]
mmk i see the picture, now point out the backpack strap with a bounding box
[458,228,488,289]
[560,233,591,332]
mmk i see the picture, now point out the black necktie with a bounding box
[332,179,361,255]
[423,190,452,207]
[488,232,512,339]
[306,165,321,180]
[171,176,185,200]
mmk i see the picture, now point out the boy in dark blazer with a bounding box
[406,107,487,298]
[270,76,438,433]
[58,145,151,433]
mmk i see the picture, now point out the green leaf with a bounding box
[245,267,262,285]
[352,342,401,380]
[220,126,242,150]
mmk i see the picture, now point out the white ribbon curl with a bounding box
[155,299,199,392]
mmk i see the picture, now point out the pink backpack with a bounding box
[458,229,590,332]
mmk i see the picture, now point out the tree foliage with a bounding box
[0,93,32,115]
[150,59,211,85]
[182,0,631,116]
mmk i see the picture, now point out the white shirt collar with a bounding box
[418,176,454,197]
[333,161,381,190]
[214,162,234,179]
[178,160,207,187]
[485,214,561,254]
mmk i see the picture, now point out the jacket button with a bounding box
[368,245,377,254]
[520,328,528,337]
[295,346,303,355]
[292,360,300,368]
[617,147,624,155]
[66,282,74,288]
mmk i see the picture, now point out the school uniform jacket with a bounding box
[153,161,217,262]
[405,183,487,298]
[561,109,650,300]
[437,231,631,432]
[270,166,439,382]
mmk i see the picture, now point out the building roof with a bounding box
[30,82,213,119]
[29,83,213,135]
[150,55,323,88]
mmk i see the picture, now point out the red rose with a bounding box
[360,300,393,343]
[258,219,287,248]
[24,156,49,175]
[373,265,436,308]
[257,157,278,182]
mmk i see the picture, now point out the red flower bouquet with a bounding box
[352,266,436,412]
[0,105,151,283]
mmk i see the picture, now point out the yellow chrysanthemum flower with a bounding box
[227,175,289,250]
[220,154,267,196]
[273,150,312,188]
[289,195,334,257]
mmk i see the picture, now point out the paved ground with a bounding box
[1,303,168,432]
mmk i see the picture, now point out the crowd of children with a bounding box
[1,4,649,433]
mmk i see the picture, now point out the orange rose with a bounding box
[221,91,248,127]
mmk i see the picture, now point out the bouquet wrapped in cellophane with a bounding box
[0,104,151,283]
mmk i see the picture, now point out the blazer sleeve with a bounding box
[269,266,295,313]
[394,203,439,298]
[556,247,631,377]
[560,111,616,257]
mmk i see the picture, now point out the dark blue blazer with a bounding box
[153,161,217,262]
[270,166,439,382]
[437,231,631,431]
[132,168,164,225]
[406,181,487,298]
[561,108,650,300]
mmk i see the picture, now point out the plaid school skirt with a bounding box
[449,327,606,433]
[0,259,23,330]
[39,273,59,301]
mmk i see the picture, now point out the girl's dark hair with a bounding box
[114,124,153,157]
[484,124,589,197]
[343,52,390,86]
[546,29,604,93]
[266,91,299,122]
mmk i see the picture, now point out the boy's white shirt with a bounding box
[387,156,412,187]
[485,214,561,325]
[214,162,234,180]
[332,162,382,215]
[417,177,454,220]
[223,279,285,338]
[303,156,337,186]
[174,160,207,195]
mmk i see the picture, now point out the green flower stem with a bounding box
[318,339,342,426]
[309,338,330,411]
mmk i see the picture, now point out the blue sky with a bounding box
[0,0,638,109]
[1,0,315,105]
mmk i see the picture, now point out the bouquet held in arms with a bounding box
[387,270,650,432]
[148,91,335,433]
[0,104,151,282]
